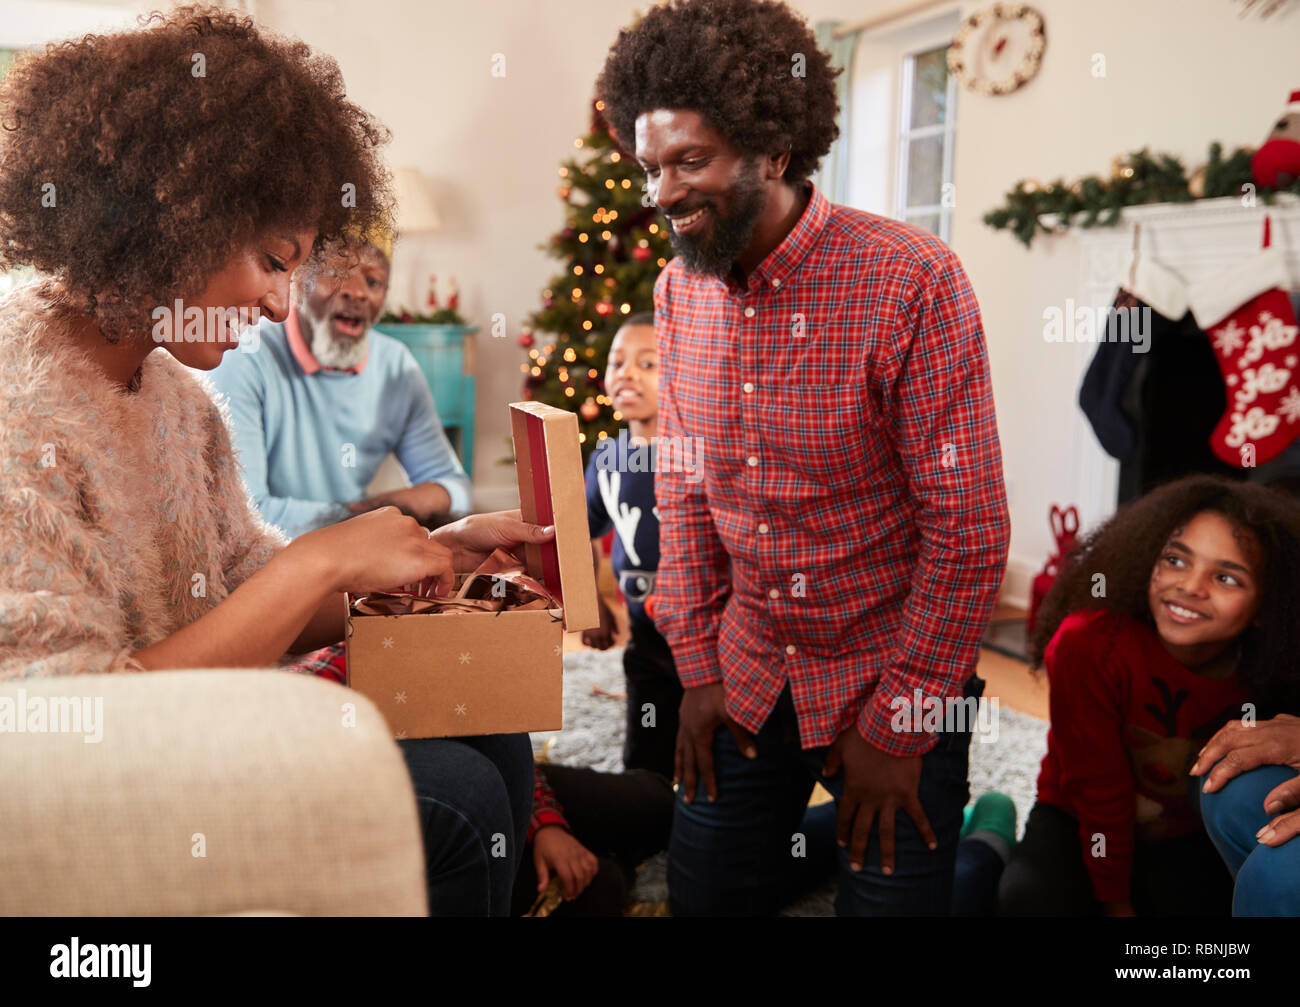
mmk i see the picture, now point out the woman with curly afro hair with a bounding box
[0,5,547,916]
[597,0,1010,917]
[998,475,1300,917]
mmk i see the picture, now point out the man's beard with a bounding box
[304,311,369,371]
[664,160,766,280]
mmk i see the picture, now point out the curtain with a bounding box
[810,21,858,204]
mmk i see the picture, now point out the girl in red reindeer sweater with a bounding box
[998,476,1300,916]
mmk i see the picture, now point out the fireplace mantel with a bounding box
[1041,194,1300,291]
[1045,195,1300,529]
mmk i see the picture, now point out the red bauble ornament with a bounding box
[518,333,535,348]
[633,245,652,262]
[595,301,613,316]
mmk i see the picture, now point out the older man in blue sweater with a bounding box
[209,231,471,539]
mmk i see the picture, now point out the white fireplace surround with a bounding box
[999,194,1300,607]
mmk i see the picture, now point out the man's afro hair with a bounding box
[595,0,841,185]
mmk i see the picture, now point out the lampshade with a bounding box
[392,165,441,233]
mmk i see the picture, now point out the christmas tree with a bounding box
[519,100,673,465]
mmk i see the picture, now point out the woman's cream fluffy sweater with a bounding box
[0,279,288,678]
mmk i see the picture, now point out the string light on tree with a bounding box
[519,98,673,459]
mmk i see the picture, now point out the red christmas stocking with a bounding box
[1189,217,1300,468]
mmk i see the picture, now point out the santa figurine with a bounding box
[1252,90,1300,188]
[426,274,439,311]
[448,276,460,312]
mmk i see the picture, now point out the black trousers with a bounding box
[511,763,675,917]
[623,617,683,779]
[997,801,1234,916]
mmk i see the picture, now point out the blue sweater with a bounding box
[585,430,660,625]
[208,318,471,539]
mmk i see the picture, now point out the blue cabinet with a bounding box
[374,323,477,478]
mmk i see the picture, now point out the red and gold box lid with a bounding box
[509,401,600,633]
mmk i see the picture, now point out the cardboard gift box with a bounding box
[344,401,600,739]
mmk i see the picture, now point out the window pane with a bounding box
[905,211,942,237]
[909,47,949,129]
[905,134,944,208]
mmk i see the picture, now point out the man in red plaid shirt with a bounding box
[597,0,1010,915]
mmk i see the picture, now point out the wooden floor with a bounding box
[564,561,1048,721]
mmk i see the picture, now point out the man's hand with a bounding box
[1191,713,1300,797]
[532,826,600,901]
[675,682,756,804]
[1192,713,1300,848]
[581,597,617,650]
[347,483,451,522]
[822,727,937,875]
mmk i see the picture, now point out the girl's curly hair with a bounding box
[0,5,391,337]
[594,0,840,184]
[1031,475,1300,715]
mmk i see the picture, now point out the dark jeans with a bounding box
[951,835,1007,916]
[623,617,682,778]
[398,732,533,916]
[997,801,1234,916]
[511,763,676,916]
[668,677,979,916]
[1200,765,1300,916]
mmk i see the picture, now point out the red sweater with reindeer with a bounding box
[1036,609,1250,904]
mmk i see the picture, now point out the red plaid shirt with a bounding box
[653,182,1010,756]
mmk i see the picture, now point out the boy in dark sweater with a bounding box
[581,313,679,776]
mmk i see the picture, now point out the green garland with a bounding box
[983,143,1300,248]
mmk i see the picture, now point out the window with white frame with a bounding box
[895,43,957,242]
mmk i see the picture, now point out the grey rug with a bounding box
[536,646,1049,915]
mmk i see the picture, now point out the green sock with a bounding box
[961,792,1017,849]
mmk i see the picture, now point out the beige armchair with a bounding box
[0,670,426,916]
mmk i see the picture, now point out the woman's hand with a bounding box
[290,506,457,597]
[532,825,600,901]
[429,509,555,572]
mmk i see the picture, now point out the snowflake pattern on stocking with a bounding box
[1239,311,1299,367]
[1225,406,1281,449]
[1208,290,1300,466]
[1280,387,1300,424]
[1213,320,1246,357]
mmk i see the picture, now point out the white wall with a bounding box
[0,0,142,45]
[944,0,1300,600]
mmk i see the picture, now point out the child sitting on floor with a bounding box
[998,475,1300,916]
[514,762,675,916]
